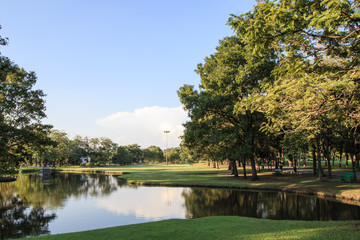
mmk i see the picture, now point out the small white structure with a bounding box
[80,174,88,181]
[80,157,91,165]
[39,167,51,177]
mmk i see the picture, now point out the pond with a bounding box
[1,173,360,239]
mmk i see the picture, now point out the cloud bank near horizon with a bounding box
[96,106,188,148]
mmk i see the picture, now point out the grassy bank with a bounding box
[26,216,360,240]
[58,163,360,204]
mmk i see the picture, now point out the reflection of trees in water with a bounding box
[182,188,360,220]
[10,173,120,209]
[0,195,56,239]
[0,173,121,238]
[79,174,120,197]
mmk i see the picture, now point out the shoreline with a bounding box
[0,176,16,182]
[59,166,360,206]
[124,179,360,206]
[6,165,360,205]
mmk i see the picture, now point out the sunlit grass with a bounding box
[26,216,360,240]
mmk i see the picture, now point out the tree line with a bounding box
[34,130,192,167]
[178,0,360,180]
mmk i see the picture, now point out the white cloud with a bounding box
[96,106,188,148]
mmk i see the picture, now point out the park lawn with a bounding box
[58,163,360,204]
[25,216,360,240]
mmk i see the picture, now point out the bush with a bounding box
[85,162,93,167]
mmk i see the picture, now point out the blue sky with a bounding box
[0,0,256,148]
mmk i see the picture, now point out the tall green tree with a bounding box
[34,130,72,167]
[124,144,144,164]
[143,146,164,163]
[0,28,52,174]
[111,146,131,165]
[179,36,276,180]
[167,148,181,164]
[90,137,117,164]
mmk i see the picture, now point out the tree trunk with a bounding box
[312,147,317,177]
[350,131,357,181]
[339,151,342,167]
[250,156,258,181]
[326,152,332,179]
[288,156,293,168]
[345,153,349,168]
[350,154,357,182]
[292,154,297,174]
[232,160,239,178]
[268,157,271,170]
[242,158,247,179]
[323,138,332,179]
[315,137,323,180]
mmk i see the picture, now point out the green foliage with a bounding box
[87,137,117,165]
[228,0,360,133]
[167,147,181,163]
[178,35,276,180]
[0,28,53,173]
[124,144,144,163]
[34,130,72,167]
[111,146,132,165]
[177,0,360,182]
[224,0,360,179]
[85,162,93,168]
[143,146,164,163]
[28,131,180,167]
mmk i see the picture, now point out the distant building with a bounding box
[80,157,91,165]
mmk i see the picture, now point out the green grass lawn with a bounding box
[58,163,360,204]
[25,216,360,240]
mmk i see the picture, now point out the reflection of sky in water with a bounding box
[97,186,187,220]
[48,186,189,235]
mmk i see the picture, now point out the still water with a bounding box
[1,173,360,239]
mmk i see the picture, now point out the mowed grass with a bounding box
[26,216,360,240]
[58,163,360,204]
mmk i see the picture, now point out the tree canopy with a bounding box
[179,0,360,180]
[0,27,53,174]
